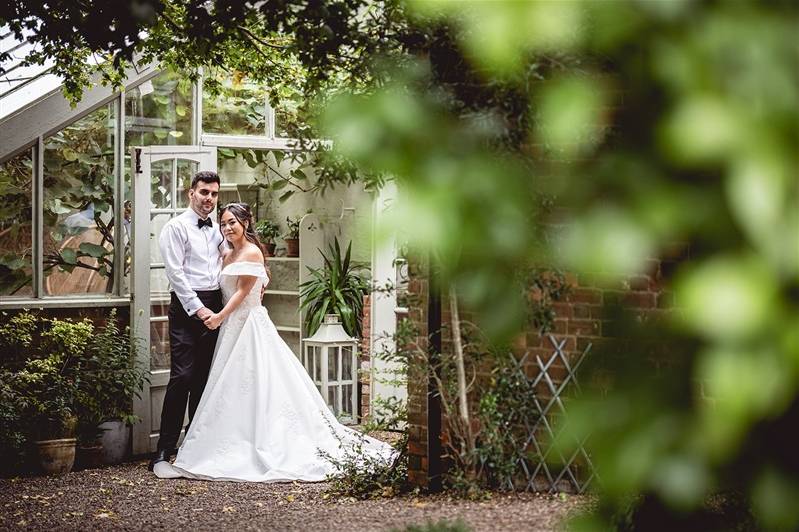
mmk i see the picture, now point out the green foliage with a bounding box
[0,310,148,461]
[432,344,542,497]
[254,219,281,244]
[319,419,408,500]
[0,369,28,474]
[74,309,149,443]
[284,215,302,239]
[299,239,370,338]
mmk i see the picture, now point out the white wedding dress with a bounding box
[154,261,395,482]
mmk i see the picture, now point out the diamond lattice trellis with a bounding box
[497,334,596,494]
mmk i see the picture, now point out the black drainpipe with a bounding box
[426,252,443,491]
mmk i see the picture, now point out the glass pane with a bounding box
[274,85,303,138]
[150,159,172,209]
[327,386,339,415]
[343,384,353,416]
[307,345,316,382]
[328,346,340,382]
[342,346,353,382]
[120,198,132,295]
[150,213,172,263]
[0,149,34,297]
[150,306,170,370]
[176,159,199,208]
[314,348,321,382]
[203,68,267,136]
[125,70,193,148]
[43,103,116,296]
[150,267,170,294]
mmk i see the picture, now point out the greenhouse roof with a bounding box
[0,25,62,121]
[0,26,158,163]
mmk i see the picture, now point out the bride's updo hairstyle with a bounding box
[219,202,264,252]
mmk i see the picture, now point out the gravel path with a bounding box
[0,461,586,531]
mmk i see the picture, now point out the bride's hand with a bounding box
[203,313,223,330]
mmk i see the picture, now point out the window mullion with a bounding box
[33,137,44,298]
[113,93,125,296]
[193,68,203,144]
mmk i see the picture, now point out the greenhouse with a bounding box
[0,30,404,455]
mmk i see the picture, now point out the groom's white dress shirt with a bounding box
[159,208,224,317]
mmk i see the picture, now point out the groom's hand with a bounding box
[203,313,223,330]
[195,307,212,320]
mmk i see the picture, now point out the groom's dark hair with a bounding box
[191,171,220,189]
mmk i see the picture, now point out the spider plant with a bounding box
[299,239,370,338]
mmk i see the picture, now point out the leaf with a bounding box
[291,168,308,181]
[271,179,289,190]
[61,248,78,264]
[278,190,295,203]
[272,150,285,166]
[175,105,187,117]
[243,150,257,168]
[168,130,184,138]
[79,242,109,258]
[62,148,78,162]
[49,198,72,215]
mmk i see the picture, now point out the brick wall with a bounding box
[405,258,674,489]
[405,255,431,488]
[359,294,371,422]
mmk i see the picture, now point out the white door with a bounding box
[130,145,217,454]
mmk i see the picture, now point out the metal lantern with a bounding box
[303,314,358,423]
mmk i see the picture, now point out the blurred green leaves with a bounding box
[320,0,798,528]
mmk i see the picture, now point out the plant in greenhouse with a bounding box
[255,219,281,244]
[299,239,370,338]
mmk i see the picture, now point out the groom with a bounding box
[148,171,224,471]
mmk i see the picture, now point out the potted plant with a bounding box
[0,312,91,475]
[255,219,281,257]
[299,239,370,338]
[284,215,302,257]
[75,309,148,466]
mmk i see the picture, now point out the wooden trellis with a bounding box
[498,335,596,494]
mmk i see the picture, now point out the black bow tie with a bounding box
[197,217,212,229]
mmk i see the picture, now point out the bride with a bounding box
[153,202,395,481]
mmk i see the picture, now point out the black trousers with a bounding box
[156,290,223,452]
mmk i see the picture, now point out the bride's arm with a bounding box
[204,275,257,328]
[204,250,263,330]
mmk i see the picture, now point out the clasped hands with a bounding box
[196,307,223,330]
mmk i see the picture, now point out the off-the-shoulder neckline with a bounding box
[221,261,266,270]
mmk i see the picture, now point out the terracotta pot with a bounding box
[265,242,277,257]
[98,420,131,464]
[35,438,76,476]
[285,238,299,257]
[76,443,104,470]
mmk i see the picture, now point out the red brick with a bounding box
[622,291,655,309]
[552,319,568,335]
[568,287,602,305]
[525,333,543,348]
[408,440,427,456]
[628,275,651,291]
[568,319,600,336]
[551,302,573,319]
